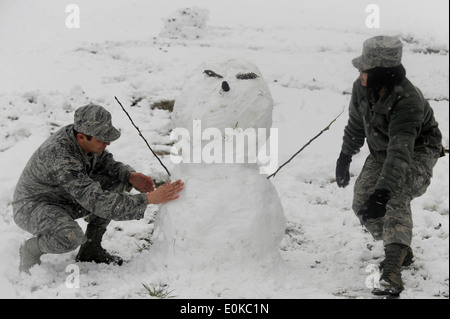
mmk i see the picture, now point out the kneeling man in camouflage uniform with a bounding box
[13,103,184,273]
[335,36,444,296]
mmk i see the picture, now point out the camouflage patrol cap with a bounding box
[352,36,403,71]
[74,104,121,142]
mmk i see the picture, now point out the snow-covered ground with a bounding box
[0,0,448,299]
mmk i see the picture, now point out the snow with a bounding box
[0,0,448,300]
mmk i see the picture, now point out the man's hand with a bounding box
[146,179,184,204]
[129,172,155,193]
[358,189,391,223]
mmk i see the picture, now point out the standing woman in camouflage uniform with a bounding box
[13,104,184,274]
[335,36,444,296]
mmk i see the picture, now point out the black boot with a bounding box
[372,243,408,296]
[76,224,123,266]
[379,245,414,270]
[19,237,44,274]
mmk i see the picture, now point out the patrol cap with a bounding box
[352,36,403,71]
[74,104,121,142]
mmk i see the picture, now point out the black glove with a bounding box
[359,189,391,223]
[335,151,352,188]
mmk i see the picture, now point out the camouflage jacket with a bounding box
[13,124,148,221]
[341,77,443,193]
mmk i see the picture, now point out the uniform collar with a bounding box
[67,124,93,162]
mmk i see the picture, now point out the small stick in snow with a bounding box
[115,96,171,177]
[267,106,345,180]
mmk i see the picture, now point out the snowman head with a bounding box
[173,58,274,133]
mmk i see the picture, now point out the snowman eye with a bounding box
[236,73,259,80]
[204,70,223,79]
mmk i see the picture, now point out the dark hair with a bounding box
[366,64,406,94]
[73,128,92,141]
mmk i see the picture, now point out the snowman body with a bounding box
[150,59,286,271]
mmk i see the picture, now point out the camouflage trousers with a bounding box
[14,174,128,254]
[353,147,440,247]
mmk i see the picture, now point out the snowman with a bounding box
[149,58,286,274]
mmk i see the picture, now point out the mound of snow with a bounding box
[159,7,209,40]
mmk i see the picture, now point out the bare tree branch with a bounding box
[115,96,171,177]
[267,106,345,180]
